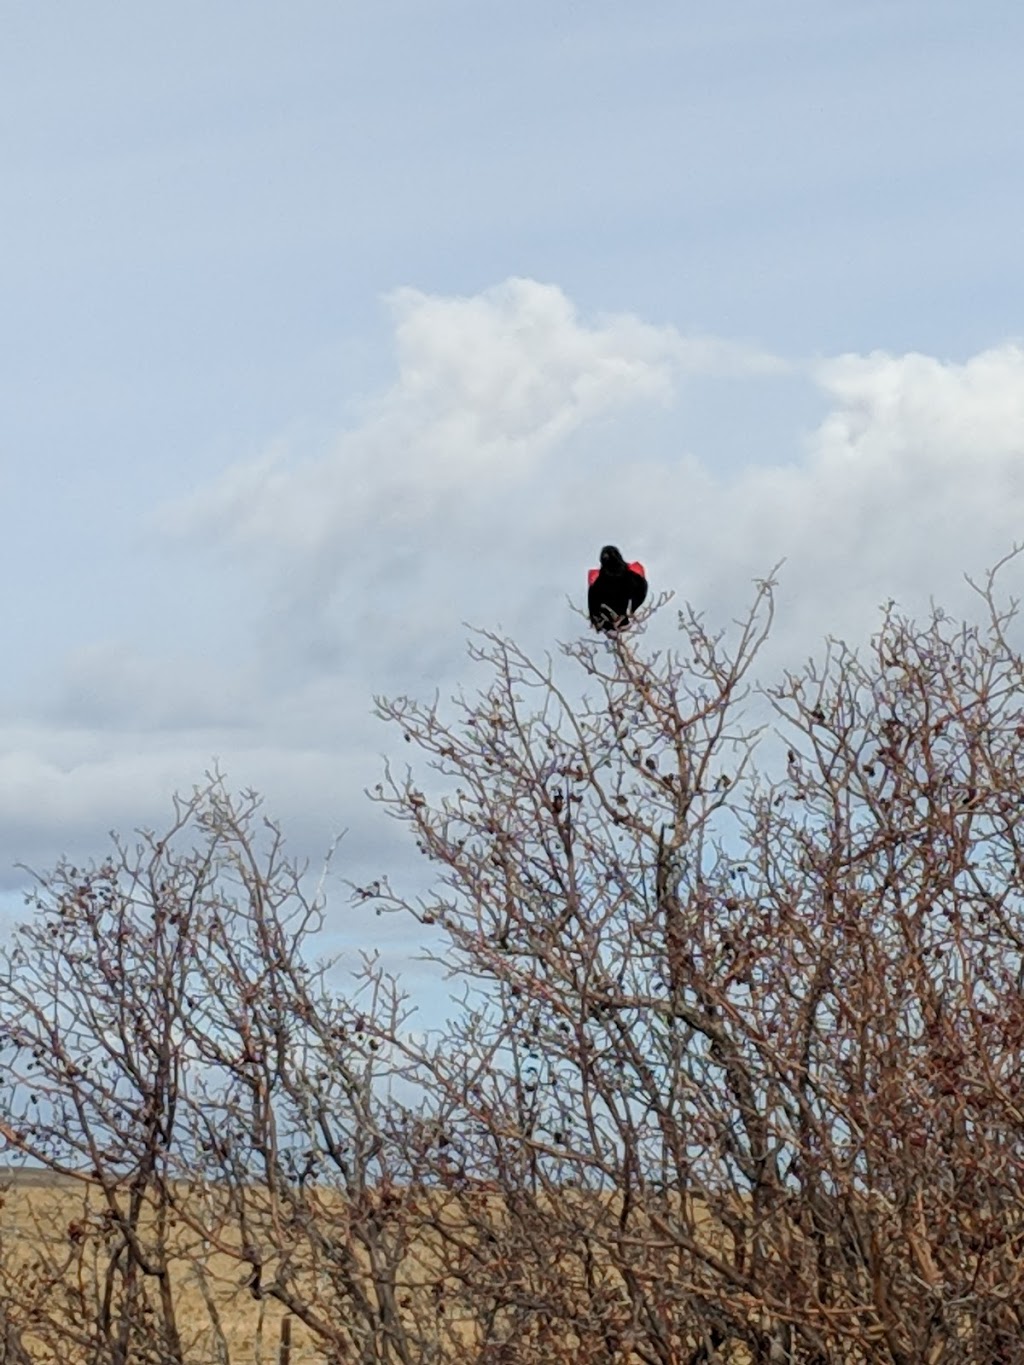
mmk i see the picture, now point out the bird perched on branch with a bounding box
[587,545,648,632]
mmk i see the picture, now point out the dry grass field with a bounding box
[0,1169,328,1362]
[0,1168,739,1364]
[4,1165,1010,1362]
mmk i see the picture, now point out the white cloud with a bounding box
[164,278,782,556]
[156,277,787,678]
[384,279,781,464]
[716,342,1024,631]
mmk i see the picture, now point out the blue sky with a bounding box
[4,2,1024,984]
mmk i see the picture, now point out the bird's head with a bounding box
[600,545,627,573]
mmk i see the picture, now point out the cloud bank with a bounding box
[6,281,1024,917]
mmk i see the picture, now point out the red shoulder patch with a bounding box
[628,562,646,579]
[587,568,599,586]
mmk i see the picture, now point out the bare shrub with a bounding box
[5,560,1024,1362]
[0,781,428,1363]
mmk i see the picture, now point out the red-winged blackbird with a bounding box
[587,545,648,632]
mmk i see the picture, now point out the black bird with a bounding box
[587,545,648,631]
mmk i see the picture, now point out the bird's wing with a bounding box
[627,567,648,611]
[588,575,606,625]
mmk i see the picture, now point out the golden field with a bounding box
[0,1168,738,1364]
[0,1168,331,1362]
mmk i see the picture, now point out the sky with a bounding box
[4,1,1024,1002]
